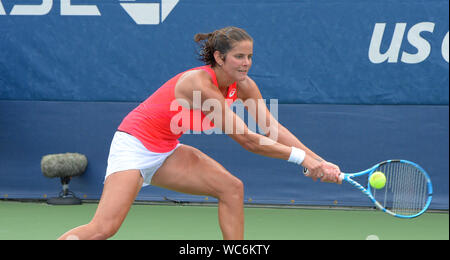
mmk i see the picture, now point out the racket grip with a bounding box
[302,167,309,176]
[303,168,344,182]
[303,168,323,177]
[338,173,344,182]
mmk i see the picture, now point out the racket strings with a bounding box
[373,162,429,216]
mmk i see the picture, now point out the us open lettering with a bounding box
[0,0,179,25]
[0,0,100,16]
[369,22,449,64]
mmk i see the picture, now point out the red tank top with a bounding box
[118,65,238,153]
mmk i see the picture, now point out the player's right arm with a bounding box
[175,70,339,182]
[176,70,291,160]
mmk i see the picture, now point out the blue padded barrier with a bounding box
[0,101,448,209]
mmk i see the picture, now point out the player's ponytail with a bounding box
[194,27,253,67]
[193,32,212,42]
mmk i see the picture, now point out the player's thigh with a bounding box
[151,145,243,198]
[91,170,143,228]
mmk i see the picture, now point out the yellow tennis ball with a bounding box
[369,171,386,189]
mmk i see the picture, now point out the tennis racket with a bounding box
[304,160,433,218]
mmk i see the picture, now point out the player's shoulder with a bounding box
[177,68,215,92]
[237,76,259,98]
[237,75,258,90]
[181,69,214,86]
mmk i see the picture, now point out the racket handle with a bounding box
[303,168,324,177]
[303,168,344,182]
[302,167,309,176]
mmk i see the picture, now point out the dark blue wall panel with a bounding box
[0,101,448,209]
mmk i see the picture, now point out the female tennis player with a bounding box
[58,26,341,240]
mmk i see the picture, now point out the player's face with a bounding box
[223,40,253,82]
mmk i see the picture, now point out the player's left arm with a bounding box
[237,76,340,181]
[236,76,321,160]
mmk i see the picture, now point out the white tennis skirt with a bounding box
[105,131,181,187]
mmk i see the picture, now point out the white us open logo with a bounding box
[0,0,180,25]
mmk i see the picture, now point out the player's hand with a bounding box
[302,156,341,184]
[320,162,341,184]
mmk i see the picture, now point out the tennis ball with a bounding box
[369,171,386,189]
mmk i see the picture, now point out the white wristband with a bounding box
[288,147,306,165]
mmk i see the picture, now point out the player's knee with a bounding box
[220,176,244,201]
[232,178,244,197]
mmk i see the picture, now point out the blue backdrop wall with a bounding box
[0,0,448,209]
[1,0,448,104]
